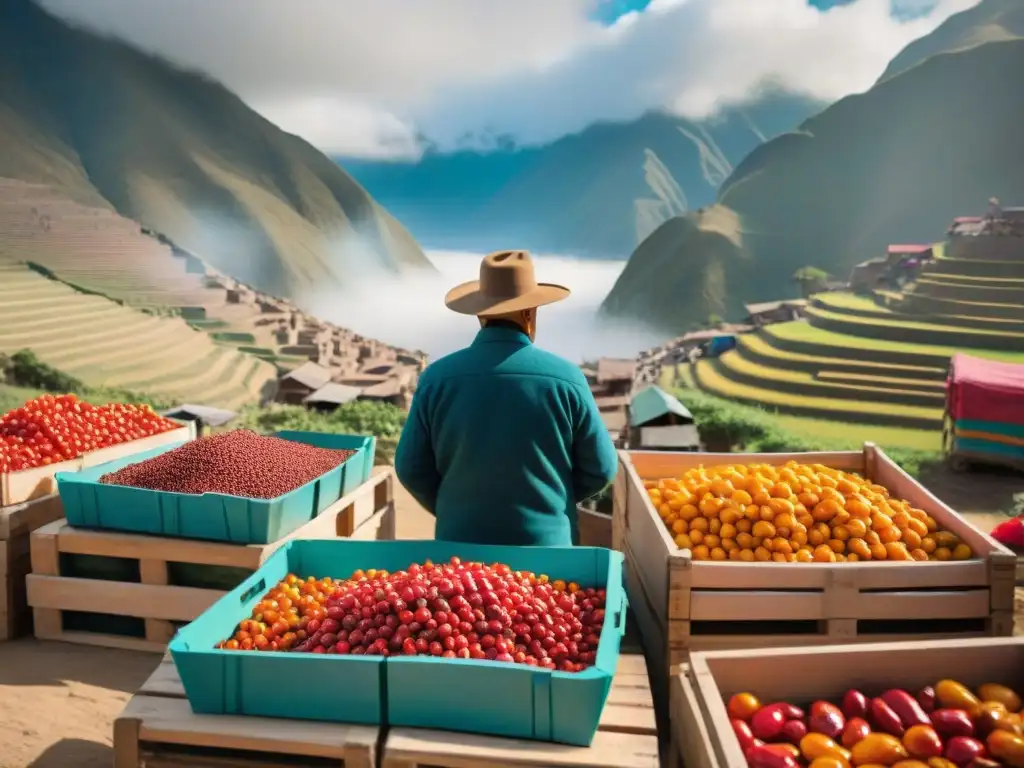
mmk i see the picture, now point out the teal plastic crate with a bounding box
[169,539,627,746]
[55,432,375,544]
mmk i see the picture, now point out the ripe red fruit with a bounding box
[216,558,606,673]
[0,393,180,473]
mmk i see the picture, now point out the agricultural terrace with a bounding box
[0,180,218,310]
[679,233,1024,444]
[0,261,276,409]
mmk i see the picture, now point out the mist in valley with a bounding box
[307,250,666,364]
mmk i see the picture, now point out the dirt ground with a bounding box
[0,480,1020,767]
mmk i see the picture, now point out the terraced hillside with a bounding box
[686,233,1024,431]
[0,179,221,310]
[0,260,277,409]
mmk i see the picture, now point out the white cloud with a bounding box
[39,0,980,158]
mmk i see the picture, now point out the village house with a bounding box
[303,383,363,413]
[276,361,333,405]
[594,358,637,397]
[744,299,807,327]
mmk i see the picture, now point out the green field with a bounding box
[681,239,1024,437]
[0,261,276,409]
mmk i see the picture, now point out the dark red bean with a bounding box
[100,429,355,499]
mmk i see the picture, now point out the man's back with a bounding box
[394,324,618,546]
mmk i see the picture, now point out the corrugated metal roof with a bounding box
[303,383,363,405]
[163,404,239,427]
[281,361,332,390]
[629,385,692,427]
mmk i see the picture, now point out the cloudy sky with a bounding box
[40,0,979,159]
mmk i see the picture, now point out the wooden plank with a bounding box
[382,726,659,768]
[26,574,222,622]
[115,695,377,767]
[671,668,720,768]
[0,494,65,539]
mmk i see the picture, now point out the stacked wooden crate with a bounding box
[613,444,1017,679]
[27,466,396,651]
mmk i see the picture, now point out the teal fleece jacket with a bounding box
[394,324,619,546]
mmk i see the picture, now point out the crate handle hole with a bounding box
[240,578,267,605]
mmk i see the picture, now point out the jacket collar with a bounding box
[472,323,532,346]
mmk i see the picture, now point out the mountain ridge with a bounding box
[602,17,1024,331]
[0,0,432,303]
[341,94,823,258]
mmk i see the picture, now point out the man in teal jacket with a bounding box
[394,250,619,546]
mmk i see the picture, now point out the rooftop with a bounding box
[744,299,807,315]
[163,403,239,427]
[886,244,932,255]
[280,361,332,390]
[630,385,693,427]
[303,383,363,406]
[596,357,637,383]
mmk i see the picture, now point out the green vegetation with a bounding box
[0,262,276,409]
[673,388,940,477]
[0,350,176,410]
[213,332,257,344]
[766,321,1024,363]
[792,266,830,298]
[232,401,407,465]
[0,0,430,303]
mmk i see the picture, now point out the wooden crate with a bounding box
[0,494,65,640]
[673,637,1024,768]
[1,422,194,506]
[26,468,396,652]
[613,444,1018,672]
[114,655,379,767]
[380,654,659,768]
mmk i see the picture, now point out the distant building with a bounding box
[303,383,363,413]
[628,385,699,452]
[594,358,637,397]
[744,299,807,327]
[163,404,239,435]
[277,361,333,405]
[357,378,411,409]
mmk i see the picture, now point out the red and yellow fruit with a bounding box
[216,556,606,671]
[727,680,1024,768]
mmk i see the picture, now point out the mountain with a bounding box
[0,0,431,302]
[880,0,1024,81]
[341,93,822,259]
[603,8,1024,331]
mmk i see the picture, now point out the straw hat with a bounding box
[444,250,570,317]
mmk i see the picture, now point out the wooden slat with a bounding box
[26,574,222,622]
[616,444,1017,674]
[382,726,659,768]
[116,695,377,767]
[0,494,64,540]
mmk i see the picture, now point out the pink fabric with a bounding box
[947,354,1024,425]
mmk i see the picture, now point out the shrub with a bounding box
[673,388,940,477]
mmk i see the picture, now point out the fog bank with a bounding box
[308,250,665,363]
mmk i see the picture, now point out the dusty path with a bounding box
[0,480,1019,767]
